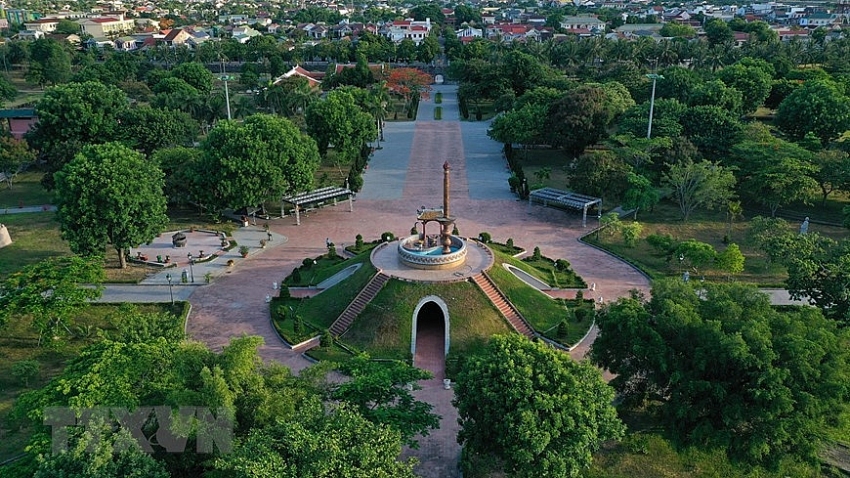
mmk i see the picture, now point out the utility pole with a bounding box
[646,60,664,139]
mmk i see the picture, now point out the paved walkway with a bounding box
[84,84,807,477]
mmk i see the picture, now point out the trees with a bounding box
[330,355,439,447]
[25,38,71,88]
[810,149,850,205]
[213,407,418,478]
[455,334,624,477]
[0,136,35,188]
[679,105,743,160]
[775,79,850,145]
[193,114,320,216]
[717,60,773,114]
[0,256,103,345]
[305,88,376,164]
[54,142,168,268]
[591,281,850,466]
[622,172,659,219]
[26,81,129,187]
[0,74,16,108]
[704,18,734,46]
[781,234,850,323]
[547,85,612,157]
[716,243,745,278]
[386,67,433,116]
[662,159,736,221]
[170,61,215,95]
[117,106,198,157]
[730,125,817,217]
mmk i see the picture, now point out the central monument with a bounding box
[397,162,468,270]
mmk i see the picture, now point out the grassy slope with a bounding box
[488,252,589,346]
[341,279,513,361]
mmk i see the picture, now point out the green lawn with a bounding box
[0,172,55,208]
[0,302,188,463]
[271,253,377,336]
[0,212,70,279]
[586,202,849,286]
[342,279,513,361]
[585,433,821,478]
[489,251,590,346]
[283,253,349,287]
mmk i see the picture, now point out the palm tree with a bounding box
[233,95,256,119]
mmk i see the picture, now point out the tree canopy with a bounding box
[455,334,624,477]
[775,79,850,145]
[26,81,130,188]
[0,256,104,345]
[54,142,168,268]
[591,280,850,466]
[193,114,320,215]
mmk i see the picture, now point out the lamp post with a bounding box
[187,253,195,283]
[646,72,664,139]
[596,209,602,241]
[166,273,174,305]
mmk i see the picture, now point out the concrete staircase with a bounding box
[471,272,536,338]
[330,272,390,336]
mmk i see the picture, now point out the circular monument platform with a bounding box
[371,239,494,283]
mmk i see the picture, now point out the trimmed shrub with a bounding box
[381,231,395,242]
[434,107,442,120]
[532,246,542,261]
[506,238,514,249]
[478,232,491,243]
[355,234,364,248]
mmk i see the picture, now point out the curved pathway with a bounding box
[184,84,650,477]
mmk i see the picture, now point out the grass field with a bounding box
[342,279,513,361]
[587,202,849,285]
[271,252,378,341]
[0,302,188,463]
[488,253,589,346]
[0,172,54,208]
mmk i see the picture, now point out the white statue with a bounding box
[800,217,810,235]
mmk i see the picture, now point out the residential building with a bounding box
[78,14,135,38]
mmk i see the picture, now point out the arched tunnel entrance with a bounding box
[411,296,449,380]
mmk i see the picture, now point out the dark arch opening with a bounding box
[414,301,446,379]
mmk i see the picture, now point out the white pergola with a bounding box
[528,188,602,227]
[281,186,353,225]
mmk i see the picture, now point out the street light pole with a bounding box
[187,254,195,283]
[166,274,174,305]
[646,72,664,139]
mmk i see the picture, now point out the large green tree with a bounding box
[26,82,130,188]
[775,79,850,146]
[662,159,736,221]
[54,142,168,268]
[305,88,376,166]
[717,60,773,114]
[547,85,612,157]
[455,334,624,477]
[331,355,439,448]
[730,124,817,216]
[194,114,320,216]
[0,256,103,345]
[117,106,198,157]
[25,38,71,88]
[591,280,850,466]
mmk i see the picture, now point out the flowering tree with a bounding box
[386,68,432,117]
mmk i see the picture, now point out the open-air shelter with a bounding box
[528,187,602,227]
[281,186,354,225]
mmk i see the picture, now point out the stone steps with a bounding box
[329,272,390,336]
[471,273,536,338]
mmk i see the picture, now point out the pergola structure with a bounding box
[281,186,354,225]
[528,188,602,227]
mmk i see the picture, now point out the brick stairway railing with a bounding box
[471,272,536,338]
[329,272,390,336]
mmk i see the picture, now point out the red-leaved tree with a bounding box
[386,68,432,117]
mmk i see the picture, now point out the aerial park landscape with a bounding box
[1,10,850,473]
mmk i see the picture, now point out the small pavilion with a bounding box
[281,186,354,225]
[528,187,602,227]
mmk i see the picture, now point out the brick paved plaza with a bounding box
[184,85,650,477]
